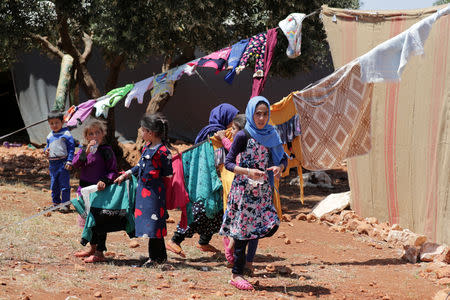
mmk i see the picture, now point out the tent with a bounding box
[321,4,450,244]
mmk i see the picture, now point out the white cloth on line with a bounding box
[278,13,306,59]
[124,76,154,108]
[93,95,111,118]
[358,4,450,83]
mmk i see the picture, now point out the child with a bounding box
[72,120,118,263]
[44,110,75,213]
[214,114,259,271]
[220,96,287,290]
[115,113,174,266]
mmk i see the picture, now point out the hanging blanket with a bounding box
[71,176,137,245]
[293,61,374,170]
[182,140,223,224]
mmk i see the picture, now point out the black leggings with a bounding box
[91,231,107,252]
[148,238,167,263]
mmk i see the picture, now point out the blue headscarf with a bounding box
[244,96,285,167]
[195,103,239,144]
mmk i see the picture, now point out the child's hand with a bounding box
[97,181,106,191]
[249,168,265,180]
[86,140,97,154]
[44,148,50,157]
[267,165,282,179]
[64,162,73,170]
[214,130,226,139]
[114,173,128,184]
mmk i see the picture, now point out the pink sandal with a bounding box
[223,237,235,264]
[229,278,254,290]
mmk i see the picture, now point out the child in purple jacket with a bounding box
[72,120,118,263]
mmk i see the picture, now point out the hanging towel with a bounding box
[182,141,223,224]
[236,32,267,78]
[251,28,278,97]
[293,61,374,170]
[71,176,137,245]
[106,84,134,108]
[278,13,306,58]
[358,5,450,83]
[93,95,112,118]
[67,99,96,127]
[124,76,154,108]
[225,39,249,84]
[197,47,232,72]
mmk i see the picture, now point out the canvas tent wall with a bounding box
[321,5,449,243]
[11,49,333,145]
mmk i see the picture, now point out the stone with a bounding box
[74,264,86,272]
[295,239,304,243]
[437,278,450,286]
[320,212,339,224]
[277,232,286,239]
[434,266,450,279]
[346,220,360,232]
[402,245,419,264]
[434,289,450,300]
[284,239,291,245]
[420,243,446,262]
[296,213,307,221]
[130,284,138,289]
[104,252,116,257]
[156,274,164,279]
[390,224,402,231]
[311,191,350,218]
[129,240,140,248]
[386,229,427,247]
[366,217,378,225]
[435,247,450,264]
[356,223,373,235]
[94,291,102,298]
[266,264,276,272]
[306,214,316,222]
[281,214,292,222]
[339,210,356,222]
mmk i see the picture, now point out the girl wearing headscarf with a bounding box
[220,96,287,290]
[167,103,239,257]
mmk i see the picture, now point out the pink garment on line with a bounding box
[251,28,278,97]
[67,100,96,127]
[164,153,190,229]
[196,47,231,70]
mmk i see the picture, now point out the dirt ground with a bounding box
[0,145,446,299]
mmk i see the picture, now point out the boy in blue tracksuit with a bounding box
[44,111,75,213]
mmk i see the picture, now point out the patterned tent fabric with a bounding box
[293,61,373,170]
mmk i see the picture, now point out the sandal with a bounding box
[229,278,254,290]
[223,237,235,264]
[196,244,219,253]
[84,254,107,263]
[166,240,186,258]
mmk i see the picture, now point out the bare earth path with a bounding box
[0,146,443,299]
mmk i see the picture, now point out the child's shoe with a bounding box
[196,243,219,253]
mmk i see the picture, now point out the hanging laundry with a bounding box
[251,28,278,97]
[197,46,232,72]
[224,38,249,84]
[181,140,223,224]
[358,5,450,83]
[93,95,112,118]
[293,60,374,170]
[275,114,301,144]
[278,13,306,58]
[63,105,77,123]
[236,32,267,78]
[106,84,134,108]
[164,153,190,229]
[183,58,200,76]
[124,76,154,108]
[71,177,137,245]
[67,99,96,127]
[150,66,185,102]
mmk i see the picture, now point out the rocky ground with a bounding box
[0,144,448,300]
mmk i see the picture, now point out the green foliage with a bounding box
[433,0,450,5]
[0,0,359,79]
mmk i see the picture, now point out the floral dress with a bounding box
[220,137,280,240]
[132,143,173,238]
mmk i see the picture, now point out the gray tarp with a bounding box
[12,49,333,144]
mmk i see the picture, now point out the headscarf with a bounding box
[195,103,239,143]
[244,96,285,167]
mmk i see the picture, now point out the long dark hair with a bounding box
[140,113,176,152]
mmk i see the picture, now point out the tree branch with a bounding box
[30,34,64,59]
[56,12,81,59]
[81,32,93,62]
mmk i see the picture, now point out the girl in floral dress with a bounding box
[220,96,287,290]
[115,113,173,266]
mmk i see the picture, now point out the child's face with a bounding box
[253,103,269,130]
[140,127,154,143]
[231,123,239,137]
[48,118,63,132]
[86,127,105,145]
